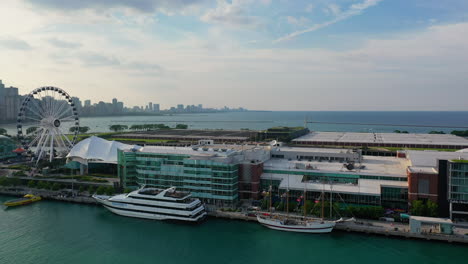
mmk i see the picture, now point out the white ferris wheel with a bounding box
[17,86,79,164]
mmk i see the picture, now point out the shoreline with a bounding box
[2,188,467,245]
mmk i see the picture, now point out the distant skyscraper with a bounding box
[112,98,117,105]
[84,100,91,107]
[148,102,153,111]
[72,97,82,114]
[0,80,6,120]
[177,104,184,112]
[153,103,160,112]
[0,80,21,121]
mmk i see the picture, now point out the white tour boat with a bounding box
[93,186,207,222]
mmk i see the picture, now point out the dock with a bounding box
[208,211,468,244]
[2,187,467,244]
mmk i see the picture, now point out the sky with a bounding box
[0,0,468,111]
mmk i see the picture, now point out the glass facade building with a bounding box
[260,169,408,208]
[448,161,468,202]
[118,150,240,206]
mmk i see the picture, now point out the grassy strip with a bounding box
[451,159,468,163]
[89,173,117,178]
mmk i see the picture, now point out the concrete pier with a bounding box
[208,210,468,244]
[2,188,467,244]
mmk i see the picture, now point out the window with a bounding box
[418,179,430,194]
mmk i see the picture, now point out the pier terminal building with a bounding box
[75,136,468,218]
[118,141,269,207]
[292,131,468,150]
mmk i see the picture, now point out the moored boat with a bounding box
[257,174,341,234]
[4,194,42,207]
[93,186,207,222]
[257,214,336,233]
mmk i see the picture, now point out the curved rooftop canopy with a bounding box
[67,136,140,164]
[457,148,468,153]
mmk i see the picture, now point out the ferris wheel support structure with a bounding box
[17,86,80,165]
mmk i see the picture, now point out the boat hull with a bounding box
[93,195,206,222]
[257,215,335,233]
[4,195,41,207]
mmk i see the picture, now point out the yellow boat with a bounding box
[3,194,42,207]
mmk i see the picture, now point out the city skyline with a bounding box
[0,79,247,122]
[0,1,468,110]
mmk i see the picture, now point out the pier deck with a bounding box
[208,211,468,244]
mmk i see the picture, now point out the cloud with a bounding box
[79,52,120,66]
[286,16,310,27]
[0,37,32,50]
[47,38,82,49]
[74,52,164,75]
[274,0,383,42]
[26,0,206,13]
[325,4,341,16]
[305,4,314,13]
[201,0,261,28]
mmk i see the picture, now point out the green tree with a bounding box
[44,182,52,190]
[28,180,36,188]
[37,181,47,189]
[51,183,61,191]
[105,186,115,195]
[79,126,90,133]
[261,199,269,210]
[451,130,468,137]
[175,124,188,129]
[88,186,96,194]
[429,131,445,134]
[109,125,128,132]
[124,188,132,193]
[96,186,106,195]
[276,201,285,211]
[69,126,90,133]
[411,200,426,216]
[427,200,439,217]
[79,186,85,193]
[130,124,143,131]
[0,128,6,135]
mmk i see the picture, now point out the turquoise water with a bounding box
[2,111,468,134]
[1,196,466,264]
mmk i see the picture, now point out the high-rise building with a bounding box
[0,80,5,119]
[148,102,153,111]
[84,100,91,107]
[0,80,21,122]
[153,103,160,112]
[177,104,184,112]
[72,97,82,114]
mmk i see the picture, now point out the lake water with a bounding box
[0,196,467,264]
[2,111,468,135]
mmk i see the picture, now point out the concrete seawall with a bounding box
[0,187,98,204]
[208,211,468,244]
[2,188,468,244]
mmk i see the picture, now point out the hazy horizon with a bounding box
[1,0,468,111]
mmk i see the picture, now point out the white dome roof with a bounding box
[456,148,468,153]
[67,136,139,164]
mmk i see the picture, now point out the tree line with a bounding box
[109,123,188,132]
